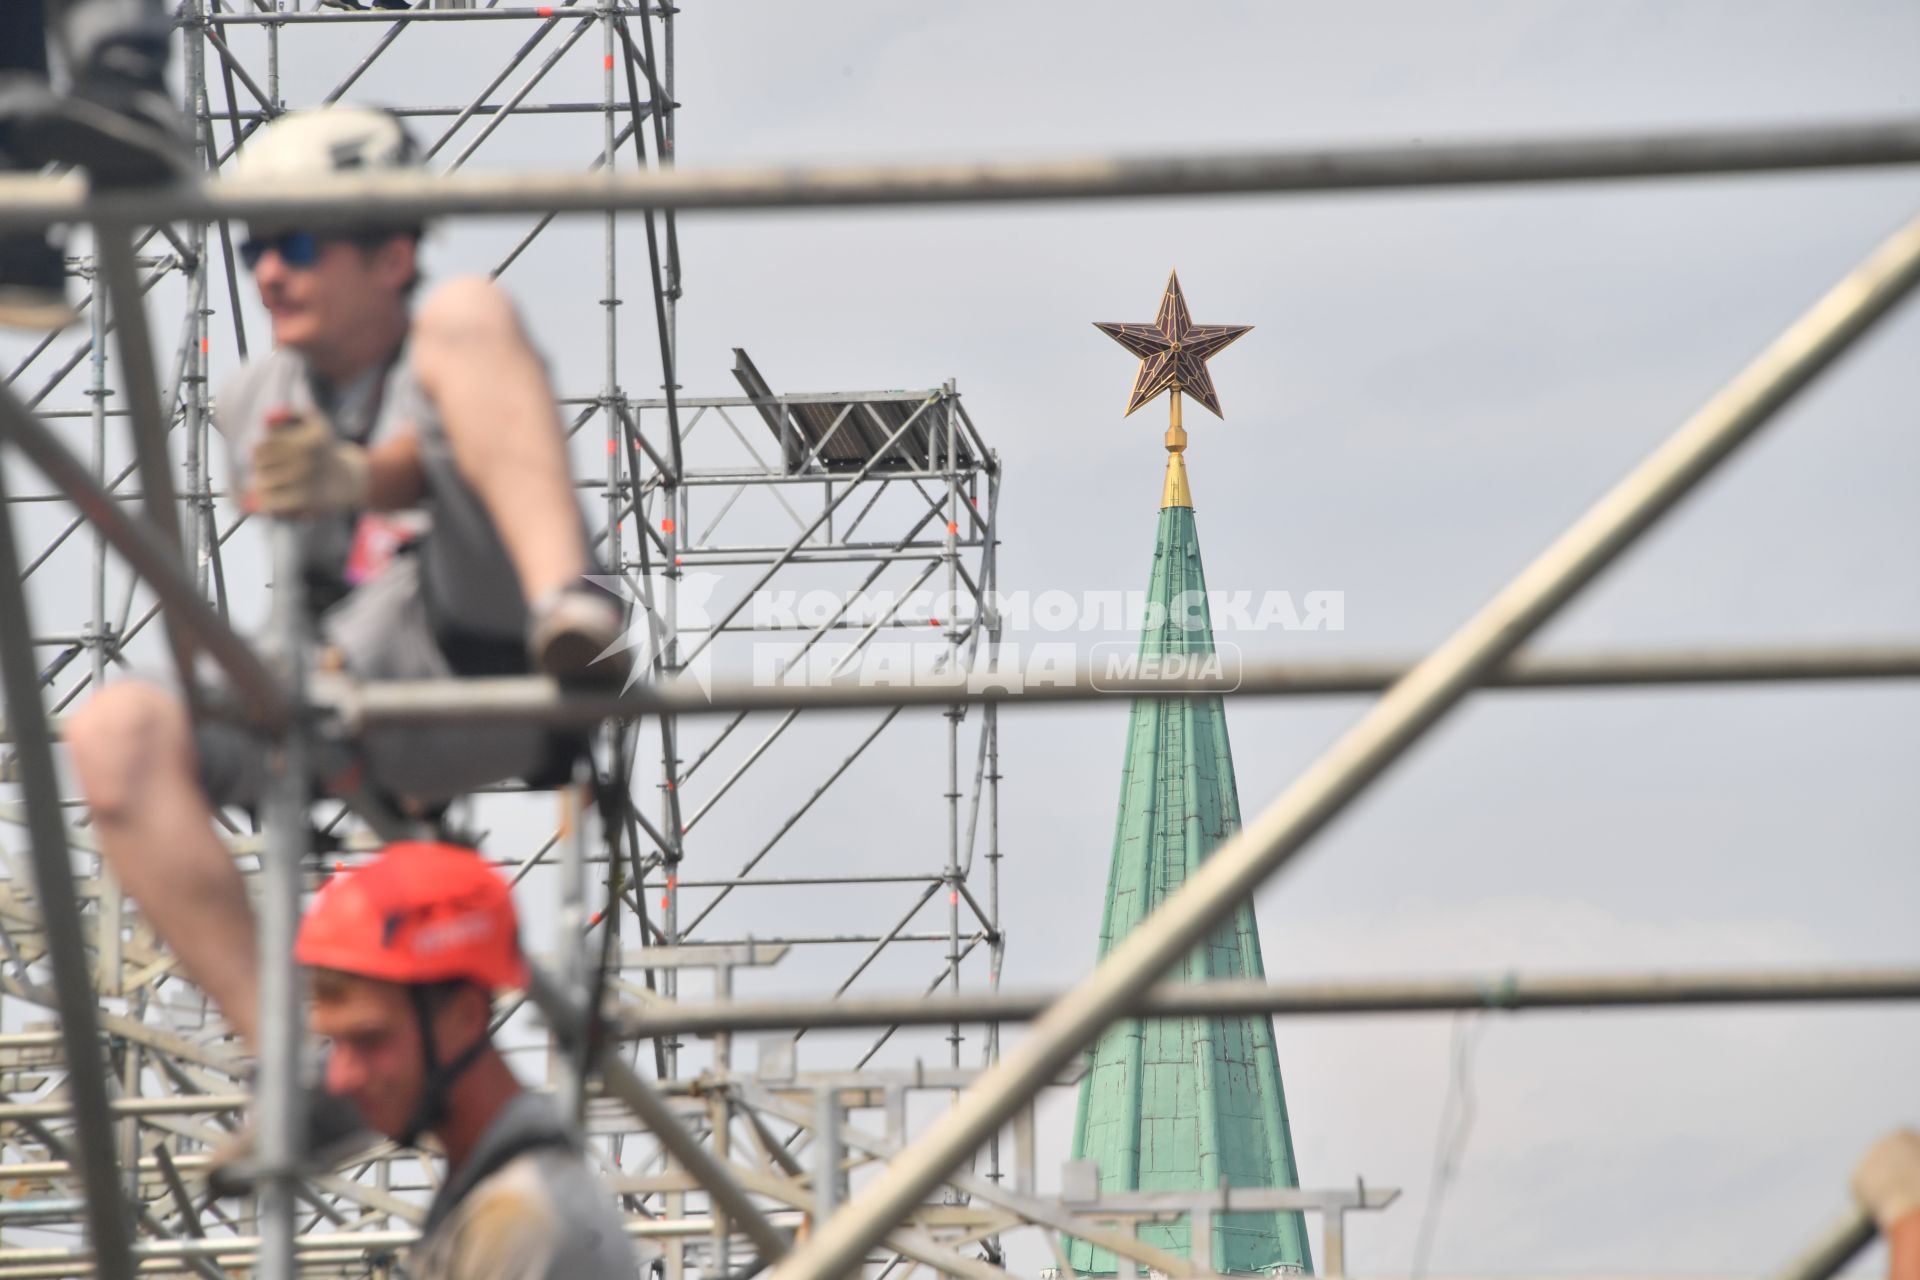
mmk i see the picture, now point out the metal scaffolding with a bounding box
[3,5,1009,1278]
[0,5,1914,1280]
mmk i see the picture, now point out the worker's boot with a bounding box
[0,35,188,188]
[530,580,632,685]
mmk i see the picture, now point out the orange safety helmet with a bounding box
[295,841,529,992]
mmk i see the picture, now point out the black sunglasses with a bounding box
[238,230,331,271]
[240,228,414,271]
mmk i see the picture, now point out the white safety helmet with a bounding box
[236,104,421,182]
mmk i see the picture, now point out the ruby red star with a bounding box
[1095,271,1251,418]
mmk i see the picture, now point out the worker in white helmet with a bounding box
[63,104,631,1176]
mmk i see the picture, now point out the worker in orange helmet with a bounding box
[294,842,644,1280]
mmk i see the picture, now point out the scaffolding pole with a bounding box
[1765,1207,1877,1280]
[252,521,312,1280]
[311,644,1920,730]
[4,118,1920,228]
[612,965,1920,1036]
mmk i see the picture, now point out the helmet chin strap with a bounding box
[397,986,493,1149]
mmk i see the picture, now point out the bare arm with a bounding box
[1892,1213,1920,1280]
[365,430,426,511]
[408,276,588,603]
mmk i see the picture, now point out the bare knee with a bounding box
[66,682,194,822]
[413,275,525,351]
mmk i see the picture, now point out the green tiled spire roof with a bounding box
[1068,489,1312,1276]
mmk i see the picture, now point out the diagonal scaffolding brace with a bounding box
[0,433,135,1280]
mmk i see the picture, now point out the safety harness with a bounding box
[394,983,497,1150]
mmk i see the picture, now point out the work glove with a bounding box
[250,410,370,516]
[529,581,630,684]
[1852,1129,1920,1232]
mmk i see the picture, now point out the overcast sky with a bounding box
[5,2,1920,1275]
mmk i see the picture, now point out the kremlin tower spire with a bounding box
[1072,274,1311,1275]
